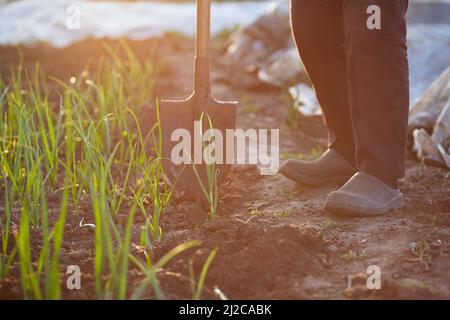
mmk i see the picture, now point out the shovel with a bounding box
[160,0,237,196]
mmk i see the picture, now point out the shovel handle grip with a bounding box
[196,0,211,58]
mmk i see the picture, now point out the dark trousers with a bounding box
[291,0,409,186]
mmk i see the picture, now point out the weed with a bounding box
[241,95,257,113]
[341,250,367,261]
[410,240,432,270]
[281,146,324,161]
[250,208,291,218]
[322,218,333,231]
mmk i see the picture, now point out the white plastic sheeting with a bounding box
[0,0,273,48]
[408,24,450,104]
[410,66,450,168]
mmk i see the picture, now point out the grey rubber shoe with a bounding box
[324,172,405,216]
[278,149,356,186]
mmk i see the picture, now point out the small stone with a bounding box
[301,275,330,293]
[327,244,338,253]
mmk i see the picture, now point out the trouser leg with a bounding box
[343,0,409,186]
[290,0,356,165]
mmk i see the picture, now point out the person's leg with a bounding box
[290,0,355,164]
[279,0,356,186]
[343,0,409,186]
[324,0,409,216]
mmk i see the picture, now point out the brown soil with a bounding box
[0,36,449,300]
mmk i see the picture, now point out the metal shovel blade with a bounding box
[160,96,237,196]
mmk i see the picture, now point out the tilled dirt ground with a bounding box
[0,37,449,299]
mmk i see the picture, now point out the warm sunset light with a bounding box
[0,0,449,313]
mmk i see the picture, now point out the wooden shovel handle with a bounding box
[196,0,211,58]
